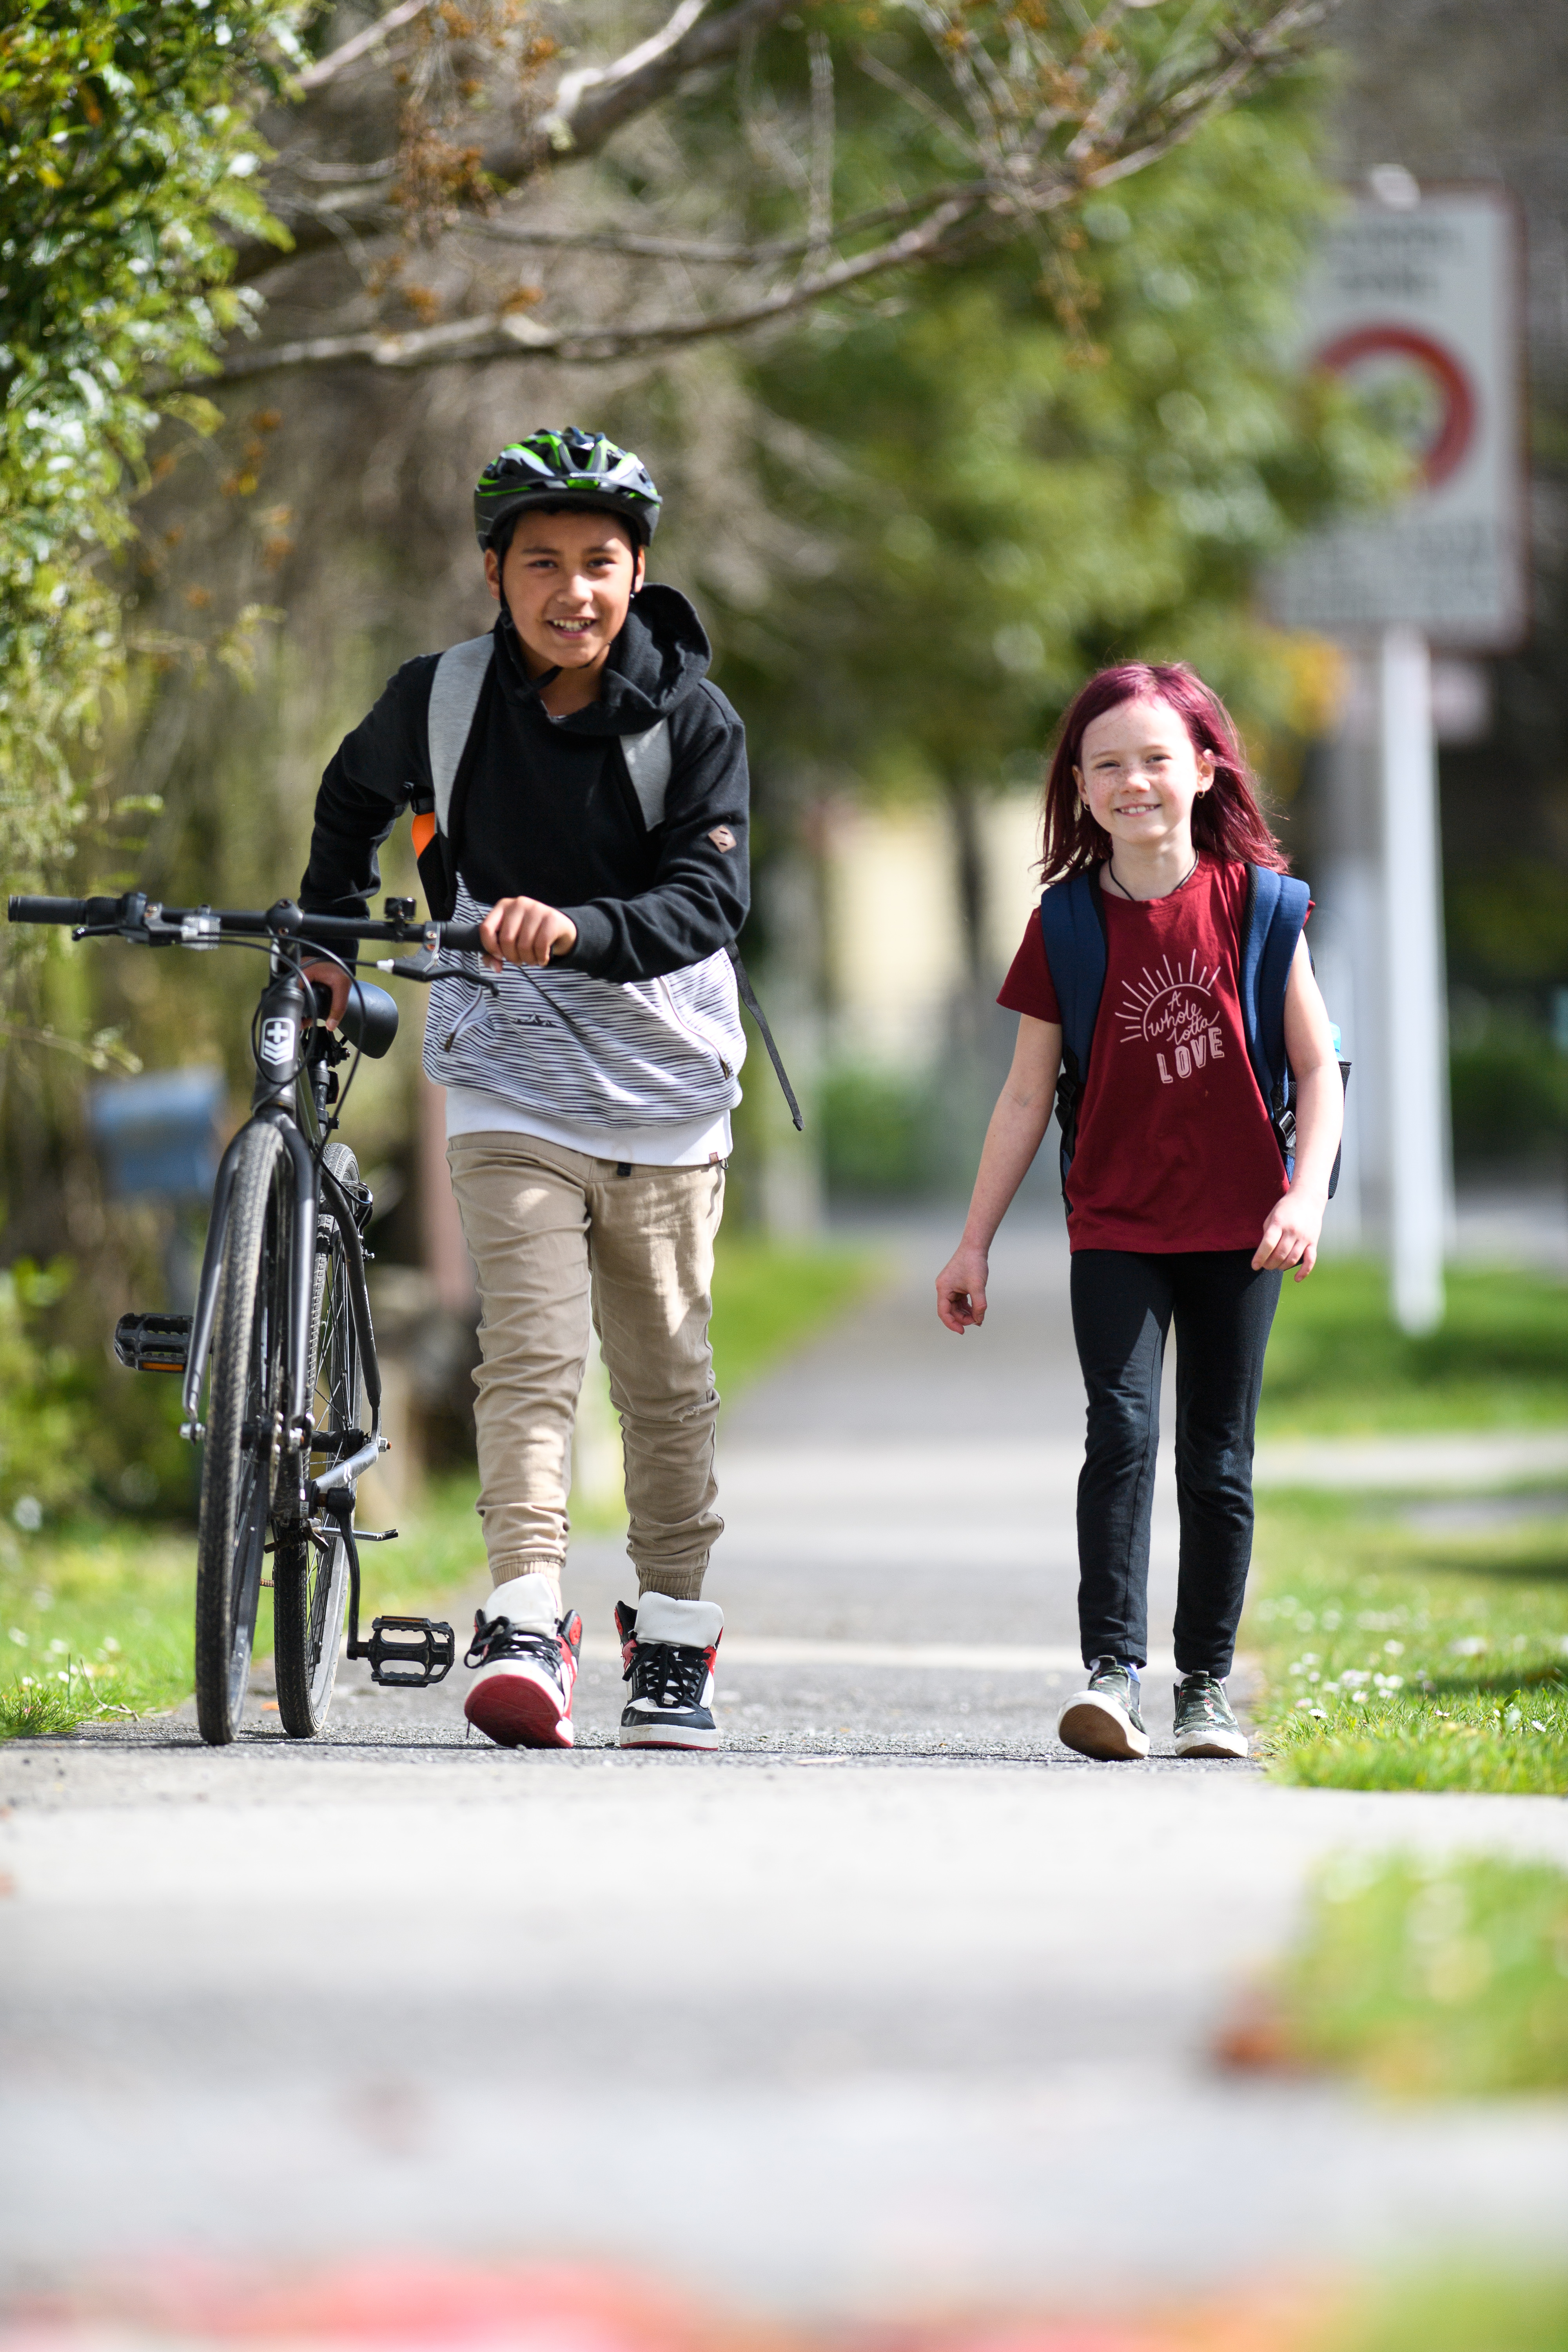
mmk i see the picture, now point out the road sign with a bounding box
[1272,187,1526,649]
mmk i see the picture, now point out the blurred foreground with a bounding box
[2,2259,1566,2352]
[2,1215,1566,2330]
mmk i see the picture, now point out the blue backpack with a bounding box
[1038,863,1341,1198]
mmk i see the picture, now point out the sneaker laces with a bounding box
[465,1613,566,1681]
[627,1639,711,1712]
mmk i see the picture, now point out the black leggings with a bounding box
[1069,1249,1281,1679]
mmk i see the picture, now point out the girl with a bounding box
[934,663,1343,1762]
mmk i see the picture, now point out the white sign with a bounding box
[1271,187,1525,648]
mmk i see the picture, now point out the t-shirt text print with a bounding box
[998,856,1295,1254]
[1118,953,1225,1089]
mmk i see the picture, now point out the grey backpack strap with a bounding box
[620,719,672,829]
[427,633,495,831]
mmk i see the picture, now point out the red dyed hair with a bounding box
[1040,662,1288,882]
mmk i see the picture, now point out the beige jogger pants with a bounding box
[446,1131,726,1608]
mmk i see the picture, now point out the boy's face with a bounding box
[485,506,644,680]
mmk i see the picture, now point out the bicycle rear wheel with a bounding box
[273,1142,364,1738]
[194,1121,289,1746]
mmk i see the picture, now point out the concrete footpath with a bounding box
[2,1214,1566,2320]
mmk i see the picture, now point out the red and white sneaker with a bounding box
[616,1593,723,1750]
[463,1574,581,1748]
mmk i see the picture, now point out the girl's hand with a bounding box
[1253,1186,1327,1281]
[936,1242,990,1334]
[479,896,579,969]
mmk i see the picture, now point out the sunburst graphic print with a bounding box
[1118,954,1227,1083]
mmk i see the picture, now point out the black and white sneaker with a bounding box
[463,1573,582,1749]
[616,1593,723,1750]
[1172,1671,1249,1758]
[1057,1656,1151,1760]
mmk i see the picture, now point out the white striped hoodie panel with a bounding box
[422,880,746,1126]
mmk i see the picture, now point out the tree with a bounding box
[218,0,1342,380]
[0,0,307,903]
[706,65,1399,976]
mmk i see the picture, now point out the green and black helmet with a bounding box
[473,427,661,552]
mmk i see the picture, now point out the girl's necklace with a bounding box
[1105,851,1198,903]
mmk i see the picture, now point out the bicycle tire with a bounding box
[194,1121,289,1746]
[272,1142,363,1737]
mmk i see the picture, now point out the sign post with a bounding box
[1272,182,1525,1334]
[1378,626,1446,1334]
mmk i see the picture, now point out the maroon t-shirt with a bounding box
[998,856,1289,1253]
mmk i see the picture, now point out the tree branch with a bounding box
[461,187,968,265]
[223,0,1344,367]
[296,0,430,92]
[208,191,996,381]
[239,0,799,281]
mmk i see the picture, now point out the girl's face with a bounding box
[1074,694,1215,857]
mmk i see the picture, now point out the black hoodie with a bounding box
[299,584,750,984]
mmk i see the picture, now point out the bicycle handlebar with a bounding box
[8,896,96,926]
[7,892,485,956]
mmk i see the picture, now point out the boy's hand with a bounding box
[936,1242,990,1334]
[301,961,350,1029]
[1253,1186,1327,1281]
[479,896,579,970]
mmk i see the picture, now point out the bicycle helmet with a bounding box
[473,427,661,552]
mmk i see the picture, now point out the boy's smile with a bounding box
[484,506,645,714]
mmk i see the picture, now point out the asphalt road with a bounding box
[3,1212,1567,2324]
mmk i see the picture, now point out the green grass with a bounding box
[0,1235,884,1736]
[0,1520,213,1739]
[1270,1853,1568,2098]
[1260,1256,1568,1434]
[1248,1490,1568,1793]
[1319,2273,1568,2352]
[708,1233,884,1394]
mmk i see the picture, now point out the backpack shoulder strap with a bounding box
[1038,869,1108,1185]
[1240,864,1311,1112]
[426,634,495,831]
[619,719,672,829]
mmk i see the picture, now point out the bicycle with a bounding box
[6,888,499,1746]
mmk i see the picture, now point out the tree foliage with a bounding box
[0,0,306,891]
[713,69,1398,960]
[224,0,1341,378]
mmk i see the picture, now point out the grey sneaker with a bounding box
[1057,1657,1151,1760]
[1172,1672,1248,1758]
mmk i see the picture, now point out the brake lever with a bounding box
[372,956,501,996]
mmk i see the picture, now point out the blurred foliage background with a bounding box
[0,0,1398,1537]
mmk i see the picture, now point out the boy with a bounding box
[299,427,748,1751]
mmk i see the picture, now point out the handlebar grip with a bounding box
[437,924,487,953]
[8,895,90,925]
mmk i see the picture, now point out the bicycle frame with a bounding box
[180,965,381,1495]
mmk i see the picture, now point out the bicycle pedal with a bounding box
[364,1615,454,1688]
[114,1312,192,1373]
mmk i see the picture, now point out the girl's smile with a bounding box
[1075,694,1214,858]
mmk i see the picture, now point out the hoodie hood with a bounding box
[495,582,712,735]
